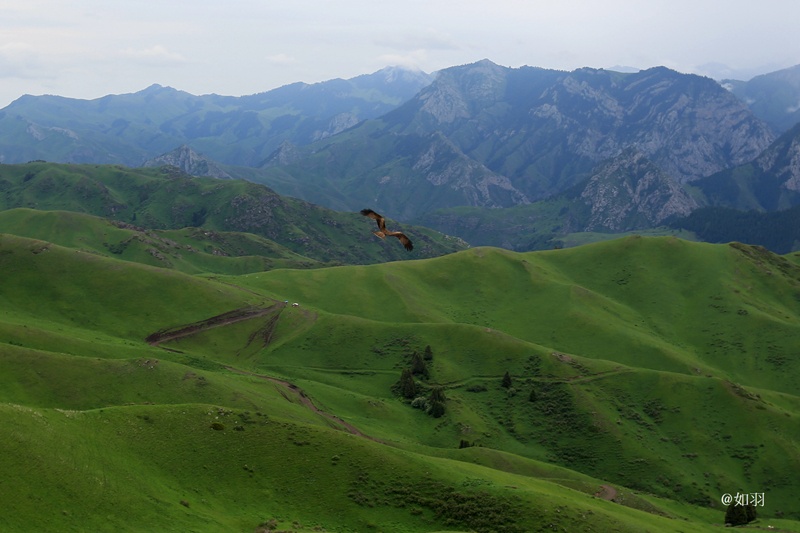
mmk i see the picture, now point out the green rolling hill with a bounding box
[0,208,327,274]
[0,162,468,266]
[1,231,799,531]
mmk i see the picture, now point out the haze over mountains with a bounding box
[2,59,800,253]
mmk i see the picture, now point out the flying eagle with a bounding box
[360,208,413,251]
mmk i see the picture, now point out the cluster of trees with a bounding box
[501,371,537,402]
[724,500,757,526]
[396,351,540,421]
[397,345,446,418]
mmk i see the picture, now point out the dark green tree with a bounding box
[501,371,512,389]
[724,502,754,526]
[528,388,537,402]
[411,351,429,378]
[427,386,446,418]
[423,345,433,361]
[429,386,446,403]
[398,368,417,399]
[745,502,757,524]
[428,400,446,418]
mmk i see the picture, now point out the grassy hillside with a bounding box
[0,162,468,265]
[1,233,799,531]
[0,208,327,274]
[223,237,800,519]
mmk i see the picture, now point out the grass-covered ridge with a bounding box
[0,162,468,265]
[0,208,327,274]
[1,233,799,531]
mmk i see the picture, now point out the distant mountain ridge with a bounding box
[254,61,776,222]
[4,59,800,253]
[723,64,800,134]
[0,66,433,167]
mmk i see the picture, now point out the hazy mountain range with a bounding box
[2,60,800,252]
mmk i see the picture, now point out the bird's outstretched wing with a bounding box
[393,232,413,251]
[360,208,386,233]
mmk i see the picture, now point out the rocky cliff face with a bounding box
[407,63,776,188]
[756,123,800,193]
[580,149,699,231]
[143,145,232,179]
[415,59,509,125]
[265,61,776,220]
[410,131,528,206]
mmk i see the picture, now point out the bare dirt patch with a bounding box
[145,302,285,346]
[594,484,618,501]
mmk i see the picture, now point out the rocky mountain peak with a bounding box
[414,59,508,125]
[143,145,231,179]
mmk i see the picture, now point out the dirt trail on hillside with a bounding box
[146,302,285,346]
[144,303,381,443]
[225,366,383,443]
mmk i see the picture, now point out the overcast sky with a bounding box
[1,0,798,108]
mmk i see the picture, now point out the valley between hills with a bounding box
[2,210,800,531]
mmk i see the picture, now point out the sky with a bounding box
[1,0,798,108]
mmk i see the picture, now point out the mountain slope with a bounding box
[3,233,768,532]
[218,238,800,521]
[2,234,799,530]
[413,121,800,253]
[0,208,327,274]
[0,162,467,264]
[142,144,233,179]
[255,61,775,221]
[690,121,800,211]
[724,63,800,134]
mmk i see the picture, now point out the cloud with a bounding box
[120,45,187,66]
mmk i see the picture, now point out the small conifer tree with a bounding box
[411,351,429,378]
[423,345,433,361]
[429,386,446,403]
[399,368,417,399]
[428,400,446,418]
[501,371,512,389]
[724,502,754,526]
[427,386,446,418]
